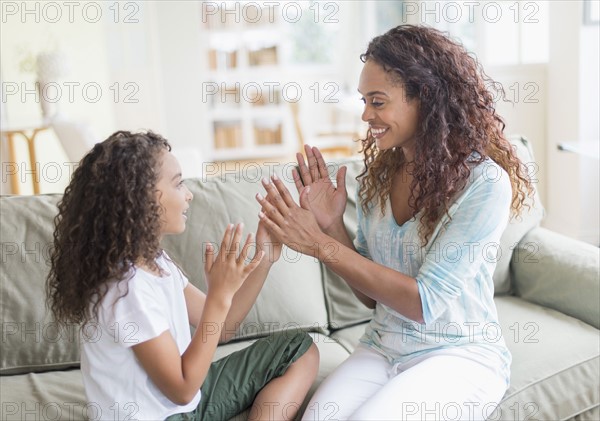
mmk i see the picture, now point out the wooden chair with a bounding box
[289,101,361,157]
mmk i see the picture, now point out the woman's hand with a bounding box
[255,175,330,259]
[293,145,348,231]
[204,223,264,303]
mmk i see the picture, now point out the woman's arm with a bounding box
[292,146,375,308]
[257,177,422,322]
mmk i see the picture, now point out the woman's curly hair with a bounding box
[46,131,171,327]
[358,25,534,245]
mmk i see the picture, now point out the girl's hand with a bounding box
[204,223,264,303]
[256,219,282,263]
[293,145,348,231]
[256,176,327,259]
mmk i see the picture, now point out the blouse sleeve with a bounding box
[353,185,372,260]
[415,164,512,325]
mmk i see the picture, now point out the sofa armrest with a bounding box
[511,227,600,329]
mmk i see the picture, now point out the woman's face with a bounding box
[358,60,420,159]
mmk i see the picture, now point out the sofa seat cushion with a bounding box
[492,296,599,420]
[0,333,351,421]
[1,369,87,421]
[328,297,600,421]
[329,322,368,353]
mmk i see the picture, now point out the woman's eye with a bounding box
[371,99,384,107]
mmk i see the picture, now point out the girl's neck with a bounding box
[136,255,162,276]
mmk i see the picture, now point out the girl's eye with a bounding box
[371,99,384,107]
[177,180,184,188]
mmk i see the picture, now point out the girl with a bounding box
[46,131,319,421]
[256,25,533,420]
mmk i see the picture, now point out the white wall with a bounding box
[2,1,598,246]
[545,1,599,245]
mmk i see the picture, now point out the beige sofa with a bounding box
[1,136,599,420]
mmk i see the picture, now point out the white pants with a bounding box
[301,345,507,421]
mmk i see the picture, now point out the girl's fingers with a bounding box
[270,174,296,208]
[219,223,234,258]
[305,144,320,182]
[244,250,264,276]
[238,233,254,264]
[313,147,332,182]
[229,222,244,258]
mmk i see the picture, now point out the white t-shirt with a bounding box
[80,252,201,421]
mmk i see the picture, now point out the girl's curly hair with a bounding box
[358,25,533,245]
[46,131,171,327]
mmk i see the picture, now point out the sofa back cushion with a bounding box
[322,135,544,330]
[1,194,81,375]
[161,164,329,340]
[493,135,545,294]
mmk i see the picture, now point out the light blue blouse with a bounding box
[354,157,512,384]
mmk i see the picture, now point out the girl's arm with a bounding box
[133,224,264,405]
[184,223,281,343]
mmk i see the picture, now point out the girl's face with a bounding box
[155,150,193,236]
[358,60,420,160]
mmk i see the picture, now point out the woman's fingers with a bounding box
[256,190,286,226]
[292,167,304,194]
[258,210,285,241]
[204,242,214,273]
[312,147,332,182]
[261,177,290,215]
[305,144,320,182]
[270,174,296,208]
[297,151,313,185]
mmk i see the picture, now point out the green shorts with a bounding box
[166,329,313,421]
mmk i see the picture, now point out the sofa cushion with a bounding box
[0,369,87,421]
[494,135,545,294]
[0,332,350,421]
[0,194,81,375]
[326,296,600,420]
[491,297,599,420]
[161,165,329,340]
[512,227,600,329]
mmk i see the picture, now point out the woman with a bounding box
[256,25,532,420]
